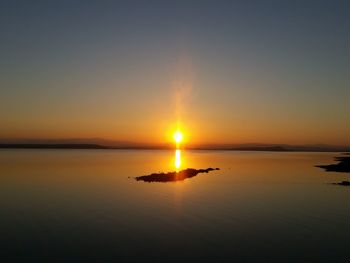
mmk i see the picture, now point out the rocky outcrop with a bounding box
[316,155,350,173]
[135,168,220,182]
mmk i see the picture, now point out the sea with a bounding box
[0,150,349,262]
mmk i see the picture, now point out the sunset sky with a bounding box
[1,1,349,145]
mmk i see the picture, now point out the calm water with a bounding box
[0,150,349,262]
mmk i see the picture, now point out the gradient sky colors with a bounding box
[1,1,349,145]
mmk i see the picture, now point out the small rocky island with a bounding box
[332,181,350,186]
[135,168,220,183]
[316,155,350,173]
[316,154,350,186]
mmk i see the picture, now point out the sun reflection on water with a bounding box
[175,149,181,171]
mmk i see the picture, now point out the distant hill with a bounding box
[0,138,169,149]
[0,139,349,152]
[0,144,106,149]
[188,143,350,152]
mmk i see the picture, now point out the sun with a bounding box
[173,130,183,144]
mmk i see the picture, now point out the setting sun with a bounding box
[173,131,183,144]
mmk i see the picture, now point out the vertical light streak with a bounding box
[175,149,181,171]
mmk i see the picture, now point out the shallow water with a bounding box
[0,150,349,262]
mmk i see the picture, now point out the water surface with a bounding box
[0,150,349,262]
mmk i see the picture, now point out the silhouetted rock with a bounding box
[316,155,350,173]
[332,181,350,186]
[135,168,220,183]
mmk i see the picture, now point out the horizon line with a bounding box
[0,137,350,148]
[1,143,350,152]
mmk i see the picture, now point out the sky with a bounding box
[0,0,349,145]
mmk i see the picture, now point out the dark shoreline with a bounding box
[316,155,350,173]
